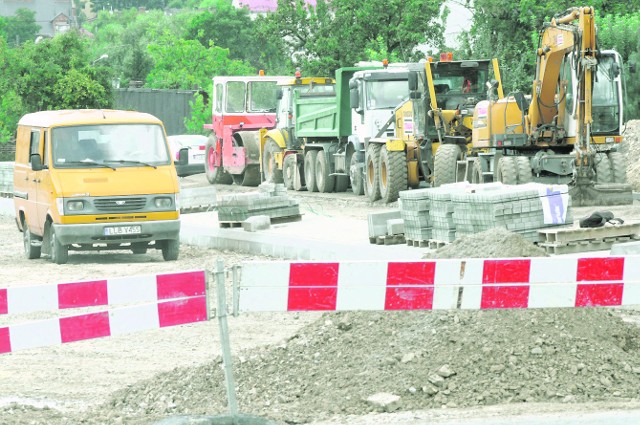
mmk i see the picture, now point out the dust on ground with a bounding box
[1,122,640,424]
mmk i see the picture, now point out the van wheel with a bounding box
[22,219,41,260]
[50,225,68,265]
[161,239,180,261]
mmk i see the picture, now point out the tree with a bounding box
[5,8,40,46]
[267,0,443,75]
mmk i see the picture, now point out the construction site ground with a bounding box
[0,121,639,424]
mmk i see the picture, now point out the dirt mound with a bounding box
[84,308,640,424]
[423,227,548,259]
[621,120,640,190]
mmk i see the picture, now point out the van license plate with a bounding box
[104,225,142,236]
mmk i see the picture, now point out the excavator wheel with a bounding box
[471,157,484,184]
[433,144,463,187]
[205,135,233,185]
[349,152,365,196]
[283,154,296,190]
[365,144,382,201]
[608,151,627,184]
[594,152,613,183]
[497,156,518,185]
[516,156,532,184]
[315,150,336,193]
[379,147,408,203]
[304,150,318,192]
[263,138,284,183]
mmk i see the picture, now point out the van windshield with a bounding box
[52,124,170,169]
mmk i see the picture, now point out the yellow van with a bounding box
[13,109,181,264]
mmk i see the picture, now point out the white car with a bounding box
[167,135,207,177]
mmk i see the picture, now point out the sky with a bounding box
[443,0,474,47]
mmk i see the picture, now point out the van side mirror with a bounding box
[177,148,189,165]
[30,153,43,171]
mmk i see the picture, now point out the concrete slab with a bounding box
[610,240,640,255]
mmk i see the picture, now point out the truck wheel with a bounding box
[315,150,335,193]
[49,224,68,265]
[365,144,381,201]
[161,239,180,261]
[433,144,462,187]
[304,150,318,192]
[293,155,306,191]
[22,218,41,259]
[497,156,518,185]
[594,152,612,183]
[349,152,364,195]
[608,151,627,183]
[379,147,408,203]
[471,157,484,183]
[263,139,284,183]
[516,156,532,184]
[205,136,232,185]
[283,154,296,190]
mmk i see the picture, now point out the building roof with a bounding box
[232,0,316,13]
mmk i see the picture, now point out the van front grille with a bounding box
[94,197,147,212]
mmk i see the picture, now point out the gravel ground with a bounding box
[0,121,639,424]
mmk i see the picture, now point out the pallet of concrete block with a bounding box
[399,188,432,247]
[367,210,406,245]
[217,183,301,227]
[537,222,640,255]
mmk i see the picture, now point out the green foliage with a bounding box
[184,92,210,135]
[3,8,40,46]
[267,0,443,76]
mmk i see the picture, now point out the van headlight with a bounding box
[67,200,85,212]
[154,197,173,209]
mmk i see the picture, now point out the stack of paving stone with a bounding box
[426,183,472,243]
[451,183,573,242]
[399,188,432,243]
[217,182,300,223]
[0,162,13,196]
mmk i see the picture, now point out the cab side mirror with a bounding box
[177,148,189,165]
[30,153,43,171]
[408,71,418,92]
[350,87,360,111]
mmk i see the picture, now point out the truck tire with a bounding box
[49,224,68,265]
[497,156,518,185]
[379,147,407,203]
[263,138,284,183]
[594,152,612,183]
[283,154,296,190]
[433,144,462,187]
[349,152,364,195]
[365,144,381,201]
[22,218,41,259]
[516,156,532,184]
[205,136,232,185]
[293,155,306,191]
[161,239,180,261]
[608,151,627,183]
[471,157,484,184]
[304,150,318,192]
[315,150,336,193]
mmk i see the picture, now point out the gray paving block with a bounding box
[242,215,271,232]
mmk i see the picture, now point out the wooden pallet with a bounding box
[406,238,430,248]
[537,222,640,254]
[369,234,406,245]
[219,221,243,228]
[219,214,302,228]
[428,240,450,249]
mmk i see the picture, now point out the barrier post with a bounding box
[215,259,239,417]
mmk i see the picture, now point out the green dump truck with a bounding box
[260,65,411,194]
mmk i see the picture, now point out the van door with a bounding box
[26,129,45,235]
[36,130,53,234]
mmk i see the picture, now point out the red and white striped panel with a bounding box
[0,295,208,354]
[0,270,206,315]
[460,255,640,309]
[239,260,463,312]
[238,256,640,312]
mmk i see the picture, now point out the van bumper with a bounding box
[52,220,181,246]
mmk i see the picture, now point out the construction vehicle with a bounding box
[365,55,503,202]
[442,7,632,206]
[203,74,290,187]
[259,64,411,194]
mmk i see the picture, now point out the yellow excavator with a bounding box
[455,6,632,206]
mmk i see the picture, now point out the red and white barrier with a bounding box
[0,270,206,315]
[0,270,209,354]
[238,256,640,312]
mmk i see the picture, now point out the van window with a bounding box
[52,124,170,169]
[226,81,246,113]
[29,130,40,157]
[215,83,223,114]
[43,131,50,167]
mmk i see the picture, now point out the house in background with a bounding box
[0,0,76,37]
[232,0,316,15]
